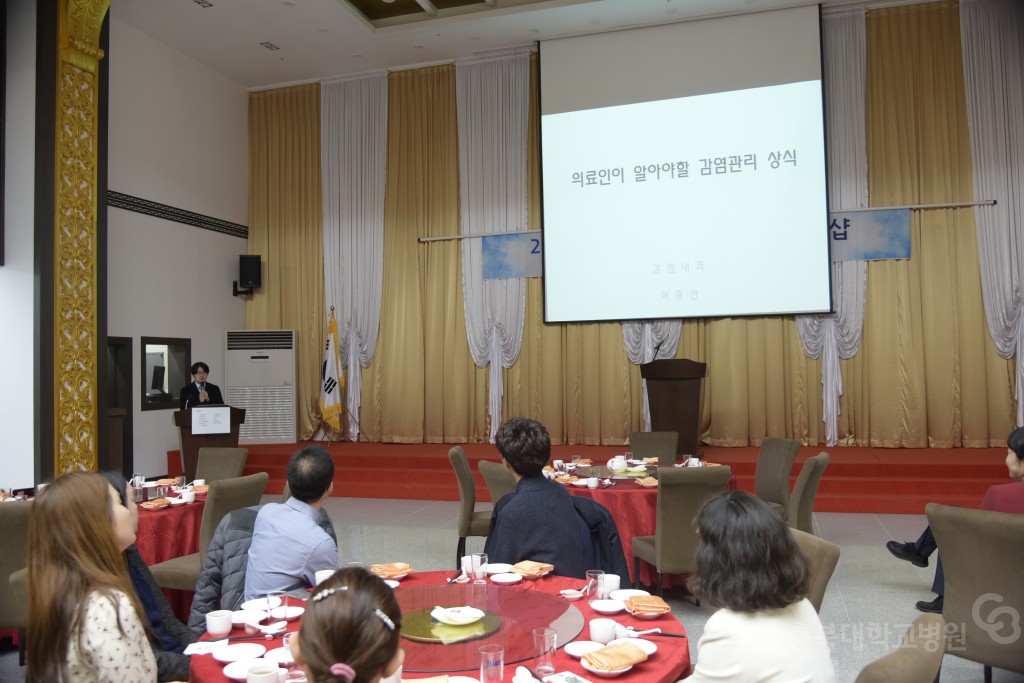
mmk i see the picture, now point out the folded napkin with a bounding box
[371,562,413,579]
[582,642,648,671]
[511,560,554,577]
[577,458,593,465]
[191,484,209,493]
[554,475,579,484]
[626,595,671,615]
[635,477,658,487]
[156,478,178,485]
[183,639,228,655]
[140,498,170,509]
[641,457,659,464]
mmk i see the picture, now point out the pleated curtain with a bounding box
[621,320,681,430]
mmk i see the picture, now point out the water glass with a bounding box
[533,627,557,676]
[471,553,488,584]
[132,472,145,487]
[571,455,581,466]
[479,644,504,683]
[266,590,287,621]
[585,569,605,603]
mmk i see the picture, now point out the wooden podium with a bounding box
[640,358,706,458]
[173,406,246,481]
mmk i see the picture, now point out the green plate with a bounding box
[401,608,502,644]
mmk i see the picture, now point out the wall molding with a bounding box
[108,191,248,239]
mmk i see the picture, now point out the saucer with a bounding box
[589,599,625,615]
[264,646,295,665]
[231,609,268,625]
[609,589,649,602]
[269,605,305,621]
[489,573,523,585]
[486,563,513,574]
[241,597,281,612]
[581,660,632,678]
[564,640,604,658]
[222,658,269,681]
[214,643,267,663]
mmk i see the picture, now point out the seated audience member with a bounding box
[100,471,198,681]
[245,445,339,600]
[27,472,157,682]
[887,425,1024,613]
[483,417,592,579]
[293,567,404,683]
[686,490,835,683]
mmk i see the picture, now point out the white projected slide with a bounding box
[542,80,830,323]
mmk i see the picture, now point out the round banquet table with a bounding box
[189,570,691,683]
[567,468,736,588]
[136,497,205,619]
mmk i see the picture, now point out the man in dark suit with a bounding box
[179,361,224,410]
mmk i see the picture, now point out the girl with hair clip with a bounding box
[686,490,834,682]
[26,471,157,683]
[292,567,405,683]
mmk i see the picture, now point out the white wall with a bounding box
[107,17,249,476]
[1,0,37,487]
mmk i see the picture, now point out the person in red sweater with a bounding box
[886,426,1024,613]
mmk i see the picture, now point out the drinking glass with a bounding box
[266,591,287,622]
[479,644,504,683]
[471,553,488,584]
[571,455,581,466]
[585,569,605,603]
[533,627,557,676]
[132,472,145,487]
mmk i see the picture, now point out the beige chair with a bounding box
[788,452,829,533]
[628,431,679,466]
[855,613,945,683]
[195,446,249,483]
[927,503,1024,682]
[632,466,732,596]
[478,459,516,503]
[448,447,491,569]
[755,437,801,517]
[281,482,292,502]
[790,527,840,613]
[149,471,269,591]
[0,502,32,664]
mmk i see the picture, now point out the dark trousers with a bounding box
[913,526,945,595]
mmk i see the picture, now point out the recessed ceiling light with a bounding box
[192,0,213,7]
[528,28,540,34]
[353,54,364,58]
[413,44,425,49]
[282,1,295,6]
[260,41,280,51]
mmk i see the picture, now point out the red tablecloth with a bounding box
[190,570,691,683]
[136,499,205,620]
[568,472,737,588]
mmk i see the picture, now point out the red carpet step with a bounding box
[168,443,1010,515]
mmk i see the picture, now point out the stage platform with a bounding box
[167,442,1009,515]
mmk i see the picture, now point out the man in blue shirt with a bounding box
[244,446,338,600]
[484,417,592,579]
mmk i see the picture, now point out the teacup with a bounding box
[205,609,233,637]
[587,477,599,489]
[181,491,196,503]
[246,663,280,683]
[193,478,206,486]
[589,617,617,644]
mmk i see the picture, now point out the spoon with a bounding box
[614,625,661,638]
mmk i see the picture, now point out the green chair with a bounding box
[788,452,829,534]
[855,613,945,683]
[478,459,516,503]
[149,472,269,591]
[632,466,732,597]
[628,431,679,466]
[195,447,249,483]
[448,446,491,569]
[755,437,801,517]
[790,527,840,613]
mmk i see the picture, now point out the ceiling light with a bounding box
[192,0,213,7]
[260,41,280,51]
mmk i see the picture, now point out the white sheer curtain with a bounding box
[961,0,1024,425]
[321,73,388,439]
[456,53,531,440]
[622,320,681,429]
[796,11,868,446]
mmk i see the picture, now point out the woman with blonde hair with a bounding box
[27,471,157,682]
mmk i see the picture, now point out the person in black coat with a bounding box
[101,471,198,681]
[179,361,224,410]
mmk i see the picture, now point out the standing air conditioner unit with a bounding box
[225,330,296,444]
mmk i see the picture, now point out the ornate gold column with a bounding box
[52,0,110,473]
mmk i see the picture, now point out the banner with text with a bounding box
[830,208,911,261]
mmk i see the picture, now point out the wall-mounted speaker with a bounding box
[239,255,261,289]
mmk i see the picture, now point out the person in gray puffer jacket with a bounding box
[187,503,337,635]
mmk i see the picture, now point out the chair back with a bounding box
[855,614,946,683]
[790,527,840,612]
[628,431,679,466]
[281,482,291,503]
[195,447,249,483]
[754,437,801,507]
[927,503,1024,675]
[199,472,269,563]
[788,452,830,533]
[478,460,516,503]
[0,502,32,629]
[654,466,732,573]
[448,447,477,537]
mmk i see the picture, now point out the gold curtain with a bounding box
[850,1,1014,447]
[247,84,325,439]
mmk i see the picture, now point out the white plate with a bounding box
[269,605,305,621]
[490,572,523,585]
[624,604,667,620]
[570,479,590,487]
[564,640,605,658]
[241,597,281,611]
[626,466,647,473]
[431,606,485,626]
[581,660,633,678]
[168,497,187,505]
[231,609,268,625]
[384,579,400,589]
[609,589,649,602]
[387,573,410,581]
[607,638,658,656]
[222,658,269,681]
[214,643,267,663]
[486,563,514,574]
[589,599,625,615]
[264,647,295,665]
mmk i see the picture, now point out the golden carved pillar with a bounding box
[52,0,110,473]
